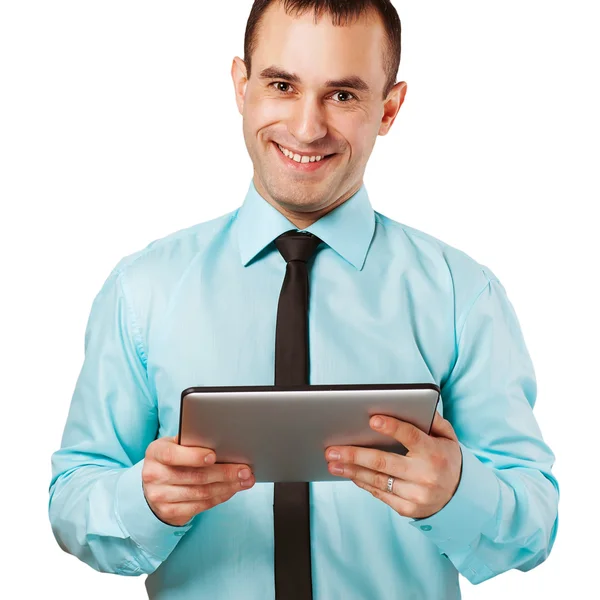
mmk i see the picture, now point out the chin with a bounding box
[258,167,333,211]
[273,192,326,214]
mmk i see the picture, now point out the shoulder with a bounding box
[91,209,239,350]
[374,210,500,305]
[93,209,237,324]
[110,209,238,287]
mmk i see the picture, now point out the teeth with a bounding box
[278,143,325,163]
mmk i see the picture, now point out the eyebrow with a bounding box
[258,65,371,93]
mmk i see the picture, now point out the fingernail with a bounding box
[241,478,254,488]
[372,417,384,429]
[238,468,251,480]
[204,453,216,465]
[330,464,343,475]
[327,450,340,460]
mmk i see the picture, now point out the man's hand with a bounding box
[142,436,255,527]
[325,412,462,519]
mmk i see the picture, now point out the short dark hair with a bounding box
[243,0,401,100]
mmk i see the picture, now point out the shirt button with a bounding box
[174,531,186,536]
[420,525,432,531]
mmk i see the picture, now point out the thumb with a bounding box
[429,411,458,441]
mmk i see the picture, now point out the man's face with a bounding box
[232,2,406,223]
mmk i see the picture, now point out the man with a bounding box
[48,1,559,598]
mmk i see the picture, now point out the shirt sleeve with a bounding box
[407,273,560,585]
[48,264,193,576]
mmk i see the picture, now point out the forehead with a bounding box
[252,2,387,87]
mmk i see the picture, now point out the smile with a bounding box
[272,142,336,172]
[277,143,332,163]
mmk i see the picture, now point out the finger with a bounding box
[428,411,458,441]
[331,463,424,503]
[161,479,255,504]
[159,494,237,523]
[326,446,409,478]
[172,464,253,485]
[370,415,429,453]
[351,479,419,518]
[147,462,254,486]
[149,438,216,468]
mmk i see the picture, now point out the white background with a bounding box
[1,0,598,597]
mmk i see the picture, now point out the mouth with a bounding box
[272,141,337,173]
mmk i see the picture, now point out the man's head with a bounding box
[232,0,407,228]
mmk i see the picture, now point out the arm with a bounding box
[407,274,560,584]
[48,265,192,576]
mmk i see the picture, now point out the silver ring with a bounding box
[386,476,395,494]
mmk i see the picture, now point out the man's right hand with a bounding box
[141,436,255,527]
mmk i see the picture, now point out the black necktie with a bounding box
[273,229,322,600]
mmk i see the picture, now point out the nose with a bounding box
[287,95,328,146]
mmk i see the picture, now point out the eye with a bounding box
[331,91,355,103]
[271,81,294,94]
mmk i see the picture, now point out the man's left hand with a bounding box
[325,412,462,519]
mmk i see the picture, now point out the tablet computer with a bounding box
[178,383,440,482]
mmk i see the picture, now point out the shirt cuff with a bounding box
[407,442,499,554]
[115,459,194,561]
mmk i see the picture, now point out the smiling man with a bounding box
[235,0,404,227]
[49,1,559,599]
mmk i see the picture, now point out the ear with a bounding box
[379,81,407,136]
[231,56,249,116]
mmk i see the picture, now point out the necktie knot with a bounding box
[274,230,322,264]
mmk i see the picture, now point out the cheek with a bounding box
[345,131,375,162]
[250,92,286,113]
[245,102,288,140]
[337,113,376,153]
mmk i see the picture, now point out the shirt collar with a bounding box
[235,179,375,270]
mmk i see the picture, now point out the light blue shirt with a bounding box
[49,180,559,599]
